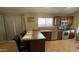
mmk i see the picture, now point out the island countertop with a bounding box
[21,31,46,41]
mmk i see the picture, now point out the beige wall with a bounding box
[71,11,79,33]
[0,13,73,41]
[24,16,37,31]
[24,13,53,31]
[24,13,69,31]
[0,13,72,34]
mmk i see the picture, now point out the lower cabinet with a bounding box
[30,40,45,52]
[57,30,75,40]
[40,29,75,41]
[57,31,62,40]
[69,30,75,39]
[41,32,52,41]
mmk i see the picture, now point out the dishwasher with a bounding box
[51,31,57,41]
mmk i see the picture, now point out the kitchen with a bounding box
[0,7,78,52]
[33,16,75,41]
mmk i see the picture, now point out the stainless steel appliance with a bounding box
[62,30,70,40]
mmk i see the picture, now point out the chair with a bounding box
[20,30,27,37]
[13,35,29,52]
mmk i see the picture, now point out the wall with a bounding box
[24,14,37,31]
[24,13,69,31]
[0,13,73,41]
[0,13,70,31]
[0,13,72,41]
[71,11,79,33]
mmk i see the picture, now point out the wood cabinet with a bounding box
[41,32,52,41]
[69,30,75,39]
[53,16,60,26]
[21,31,45,52]
[57,29,75,40]
[53,16,73,26]
[30,40,45,52]
[57,31,62,40]
[68,16,73,26]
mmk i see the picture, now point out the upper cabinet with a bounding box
[53,16,74,27]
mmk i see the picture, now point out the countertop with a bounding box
[21,31,46,41]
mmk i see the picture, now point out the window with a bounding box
[38,18,53,27]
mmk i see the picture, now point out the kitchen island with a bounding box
[21,31,46,52]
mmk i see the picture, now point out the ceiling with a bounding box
[0,7,79,14]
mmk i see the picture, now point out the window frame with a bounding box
[37,17,53,28]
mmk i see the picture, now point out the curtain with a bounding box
[4,15,26,40]
[0,15,6,41]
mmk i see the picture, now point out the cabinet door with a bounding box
[54,16,61,26]
[57,31,62,40]
[68,16,73,26]
[30,40,45,52]
[69,30,75,39]
[54,16,73,26]
[41,32,52,41]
